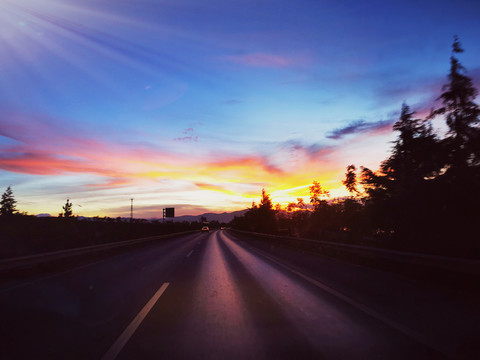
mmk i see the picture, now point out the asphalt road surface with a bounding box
[0,230,477,359]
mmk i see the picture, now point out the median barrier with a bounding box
[0,230,197,277]
[227,229,480,278]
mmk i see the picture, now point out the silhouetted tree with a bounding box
[230,36,480,256]
[60,199,73,218]
[356,38,480,253]
[287,197,307,211]
[257,188,277,233]
[286,202,297,212]
[308,181,337,238]
[0,186,17,216]
[427,36,480,251]
[339,197,364,234]
[296,197,307,209]
[433,35,480,170]
[230,189,277,234]
[387,103,442,182]
[259,188,273,210]
[343,165,358,195]
[309,180,329,211]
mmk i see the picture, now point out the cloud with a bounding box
[142,83,189,110]
[0,109,356,216]
[372,66,480,110]
[194,182,235,195]
[326,119,394,140]
[0,149,123,177]
[173,127,198,142]
[280,140,333,159]
[0,110,184,183]
[223,53,297,68]
[262,140,335,174]
[206,155,284,177]
[174,136,198,142]
[85,178,134,188]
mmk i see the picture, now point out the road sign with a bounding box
[163,208,175,218]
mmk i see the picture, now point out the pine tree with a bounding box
[434,36,480,169]
[259,188,273,210]
[0,186,17,216]
[427,36,480,249]
[62,199,73,218]
[383,103,441,189]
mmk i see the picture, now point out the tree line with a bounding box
[0,186,230,259]
[1,186,74,218]
[231,37,480,257]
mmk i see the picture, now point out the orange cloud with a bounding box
[195,182,235,195]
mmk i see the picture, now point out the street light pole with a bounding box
[130,198,133,221]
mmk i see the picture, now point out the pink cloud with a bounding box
[0,111,185,184]
[208,155,284,174]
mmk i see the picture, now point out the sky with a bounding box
[1,0,480,218]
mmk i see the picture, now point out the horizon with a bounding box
[1,0,480,218]
[33,208,248,220]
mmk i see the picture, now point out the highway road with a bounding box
[0,230,477,359]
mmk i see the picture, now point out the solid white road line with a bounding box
[101,282,170,360]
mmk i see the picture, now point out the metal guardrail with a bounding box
[0,230,197,274]
[228,229,480,277]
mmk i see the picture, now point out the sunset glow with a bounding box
[1,0,479,217]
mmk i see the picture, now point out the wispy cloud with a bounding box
[372,67,480,110]
[223,53,299,68]
[207,156,284,175]
[174,127,198,142]
[195,182,235,195]
[0,111,181,181]
[326,119,394,140]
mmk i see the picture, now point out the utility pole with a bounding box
[130,198,134,221]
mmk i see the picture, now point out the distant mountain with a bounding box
[172,209,248,223]
[32,210,249,223]
[36,213,52,217]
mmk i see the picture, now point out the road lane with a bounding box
[226,230,480,358]
[1,229,467,359]
[0,232,207,359]
[118,230,444,359]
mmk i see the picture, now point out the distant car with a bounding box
[220,227,225,230]
[201,226,210,232]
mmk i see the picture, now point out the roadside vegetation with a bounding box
[231,37,480,258]
[0,188,226,259]
[0,214,212,259]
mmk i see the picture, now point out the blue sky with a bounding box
[1,0,479,217]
